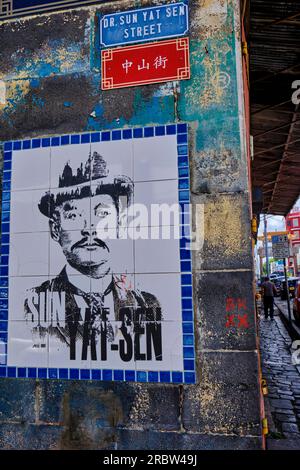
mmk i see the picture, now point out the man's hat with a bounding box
[39,151,133,217]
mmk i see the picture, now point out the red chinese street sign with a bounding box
[101,37,190,90]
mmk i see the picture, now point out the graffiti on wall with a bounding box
[225,297,249,329]
[1,124,196,383]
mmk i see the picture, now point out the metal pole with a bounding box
[283,258,292,325]
[264,214,270,276]
[260,253,264,279]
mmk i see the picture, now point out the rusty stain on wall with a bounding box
[204,197,248,259]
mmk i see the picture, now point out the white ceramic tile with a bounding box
[50,237,69,277]
[10,189,50,233]
[9,232,49,277]
[7,321,48,368]
[50,188,92,229]
[9,276,49,322]
[133,135,178,182]
[91,140,134,181]
[133,180,180,228]
[90,273,135,300]
[29,274,90,326]
[42,273,91,368]
[11,148,51,191]
[90,321,136,370]
[50,143,92,189]
[47,281,133,369]
[90,274,136,368]
[103,228,134,275]
[130,225,181,241]
[49,228,134,277]
[90,183,133,229]
[134,321,183,372]
[49,231,91,277]
[134,179,179,210]
[134,273,182,322]
[48,305,135,369]
[135,238,181,273]
[48,330,91,369]
[62,273,91,294]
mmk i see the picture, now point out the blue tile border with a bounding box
[32,139,41,149]
[70,368,79,380]
[61,135,70,146]
[125,370,135,381]
[42,138,51,148]
[91,369,101,380]
[71,135,80,144]
[1,123,195,385]
[0,144,10,368]
[133,128,143,138]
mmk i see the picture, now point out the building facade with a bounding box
[0,0,263,450]
[286,209,300,275]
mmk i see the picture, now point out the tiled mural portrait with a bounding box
[1,124,195,383]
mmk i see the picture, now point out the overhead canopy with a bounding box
[250,0,300,215]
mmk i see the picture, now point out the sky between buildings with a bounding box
[258,197,300,236]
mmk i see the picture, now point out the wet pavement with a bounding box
[259,303,300,449]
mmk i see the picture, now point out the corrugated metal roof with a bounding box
[250,0,300,215]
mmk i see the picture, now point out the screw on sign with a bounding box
[101,38,190,90]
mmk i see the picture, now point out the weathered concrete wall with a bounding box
[0,0,263,449]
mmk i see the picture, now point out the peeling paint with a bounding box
[4,79,31,111]
[0,80,6,105]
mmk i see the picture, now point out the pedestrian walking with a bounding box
[261,276,277,320]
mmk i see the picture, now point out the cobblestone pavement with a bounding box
[259,305,300,449]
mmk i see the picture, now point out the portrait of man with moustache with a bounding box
[24,151,163,365]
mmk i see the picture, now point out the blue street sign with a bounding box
[100,1,189,48]
[271,234,290,258]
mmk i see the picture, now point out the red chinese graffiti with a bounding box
[225,297,249,329]
[237,314,249,328]
[225,314,235,328]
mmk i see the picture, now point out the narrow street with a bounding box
[259,303,300,449]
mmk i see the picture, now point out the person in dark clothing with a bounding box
[261,276,277,320]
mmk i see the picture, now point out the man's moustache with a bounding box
[71,237,109,252]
